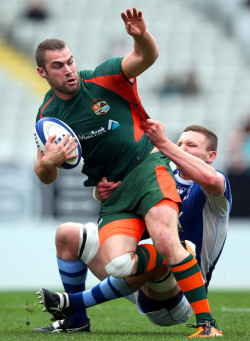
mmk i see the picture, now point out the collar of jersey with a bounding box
[175,171,194,186]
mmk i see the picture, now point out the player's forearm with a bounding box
[34,158,58,184]
[133,30,159,67]
[157,137,219,187]
[123,30,159,79]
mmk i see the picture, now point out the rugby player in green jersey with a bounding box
[34,7,221,337]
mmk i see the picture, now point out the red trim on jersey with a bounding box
[130,103,144,142]
[83,74,149,142]
[40,95,54,119]
[82,73,136,103]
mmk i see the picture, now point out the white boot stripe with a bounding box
[55,292,69,310]
[52,321,61,329]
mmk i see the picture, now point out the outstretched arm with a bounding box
[121,7,159,79]
[143,119,225,196]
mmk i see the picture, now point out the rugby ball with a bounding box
[34,117,82,169]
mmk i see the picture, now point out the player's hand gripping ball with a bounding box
[34,117,82,169]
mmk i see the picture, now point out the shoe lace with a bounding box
[186,319,216,330]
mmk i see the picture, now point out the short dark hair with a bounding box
[183,125,218,151]
[35,38,67,69]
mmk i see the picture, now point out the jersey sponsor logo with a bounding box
[77,120,120,140]
[177,185,191,200]
[78,127,106,140]
[92,99,110,115]
[182,187,191,201]
[108,120,120,130]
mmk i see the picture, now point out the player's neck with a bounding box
[53,89,79,100]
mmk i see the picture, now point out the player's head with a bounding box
[177,125,218,164]
[35,39,67,70]
[36,38,80,100]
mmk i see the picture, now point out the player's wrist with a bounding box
[39,156,57,170]
[154,136,169,149]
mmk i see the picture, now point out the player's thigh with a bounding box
[145,204,180,243]
[88,248,108,281]
[98,214,146,265]
[100,234,138,265]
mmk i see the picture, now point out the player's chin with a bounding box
[64,84,79,94]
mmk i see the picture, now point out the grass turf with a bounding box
[0,290,249,340]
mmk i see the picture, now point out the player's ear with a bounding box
[37,67,47,79]
[207,150,216,163]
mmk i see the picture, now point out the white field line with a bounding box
[221,307,250,313]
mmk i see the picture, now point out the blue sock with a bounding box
[69,276,135,312]
[57,257,88,324]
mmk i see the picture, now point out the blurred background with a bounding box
[0,0,249,290]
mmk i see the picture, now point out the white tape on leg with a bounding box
[78,222,99,264]
[105,253,135,278]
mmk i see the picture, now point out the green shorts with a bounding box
[98,152,181,229]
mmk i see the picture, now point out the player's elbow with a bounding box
[203,172,224,195]
[37,174,56,185]
[144,49,159,67]
[34,167,58,185]
[34,161,59,184]
[153,48,159,62]
[204,174,217,187]
[138,45,159,70]
[207,171,222,187]
[40,177,56,185]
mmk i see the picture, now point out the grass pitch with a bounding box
[0,290,249,340]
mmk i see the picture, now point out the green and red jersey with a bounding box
[36,57,154,186]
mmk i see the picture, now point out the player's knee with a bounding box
[105,253,135,278]
[142,293,193,326]
[56,223,74,247]
[165,294,193,325]
[78,222,99,264]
